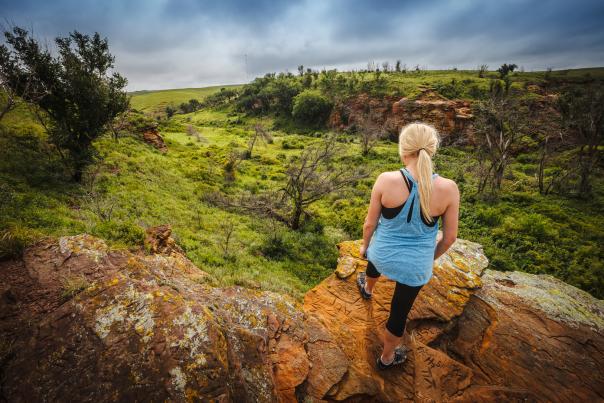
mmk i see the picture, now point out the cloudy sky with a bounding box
[1,0,603,91]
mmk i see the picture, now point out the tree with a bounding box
[179,98,202,114]
[0,27,129,181]
[473,92,532,192]
[165,105,176,118]
[0,43,47,121]
[395,60,402,72]
[558,85,604,195]
[351,105,385,156]
[282,137,367,229]
[246,123,272,158]
[497,63,517,78]
[291,90,333,128]
[478,64,489,78]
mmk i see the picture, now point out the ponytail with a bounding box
[398,123,440,223]
[416,148,434,223]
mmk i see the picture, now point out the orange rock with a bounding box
[303,238,489,401]
[2,234,603,402]
[143,128,167,153]
[329,90,475,144]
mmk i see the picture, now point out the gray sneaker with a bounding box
[356,272,372,300]
[376,346,409,370]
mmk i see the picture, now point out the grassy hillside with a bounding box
[1,68,603,299]
[130,85,242,113]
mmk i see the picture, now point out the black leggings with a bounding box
[366,260,423,337]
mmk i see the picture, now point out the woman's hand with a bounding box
[360,245,367,259]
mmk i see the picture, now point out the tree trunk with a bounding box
[494,162,505,190]
[72,167,83,182]
[291,204,303,230]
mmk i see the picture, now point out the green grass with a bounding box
[2,72,603,299]
[130,85,242,113]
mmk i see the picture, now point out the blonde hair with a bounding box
[398,123,440,222]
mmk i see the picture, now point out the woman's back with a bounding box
[366,167,459,286]
[377,168,457,219]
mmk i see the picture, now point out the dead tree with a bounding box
[283,137,368,229]
[246,123,272,158]
[473,94,531,193]
[558,85,604,196]
[344,104,385,156]
[224,150,244,181]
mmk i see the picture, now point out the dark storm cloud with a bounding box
[1,0,603,90]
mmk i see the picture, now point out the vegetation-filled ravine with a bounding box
[1,28,602,299]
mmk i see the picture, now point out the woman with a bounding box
[357,122,460,370]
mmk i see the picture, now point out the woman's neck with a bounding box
[404,161,419,180]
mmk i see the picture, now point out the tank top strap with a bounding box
[401,168,415,184]
[400,168,438,225]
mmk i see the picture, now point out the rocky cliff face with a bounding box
[329,90,474,144]
[1,229,602,402]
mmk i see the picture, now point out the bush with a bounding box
[291,90,333,128]
[257,227,337,284]
[93,221,145,247]
[475,207,503,227]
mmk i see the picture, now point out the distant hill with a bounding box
[129,84,242,113]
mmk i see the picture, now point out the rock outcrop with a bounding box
[329,90,474,143]
[391,91,473,143]
[143,128,168,153]
[1,232,603,402]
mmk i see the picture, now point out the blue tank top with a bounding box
[366,168,440,286]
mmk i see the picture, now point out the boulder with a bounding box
[1,234,603,402]
[143,128,168,153]
[445,269,604,402]
[1,234,308,402]
[145,224,183,255]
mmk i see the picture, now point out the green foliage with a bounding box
[0,226,39,260]
[0,27,129,181]
[179,98,202,114]
[498,63,518,78]
[258,227,337,284]
[2,68,604,300]
[203,88,239,108]
[292,90,333,128]
[237,73,302,115]
[92,220,145,247]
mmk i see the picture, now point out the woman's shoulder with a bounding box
[375,170,404,185]
[434,174,459,196]
[377,170,403,180]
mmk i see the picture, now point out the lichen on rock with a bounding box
[1,232,603,402]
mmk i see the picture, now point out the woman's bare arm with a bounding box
[361,175,383,256]
[434,181,460,260]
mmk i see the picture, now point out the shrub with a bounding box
[93,221,145,247]
[291,90,333,128]
[475,207,503,227]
